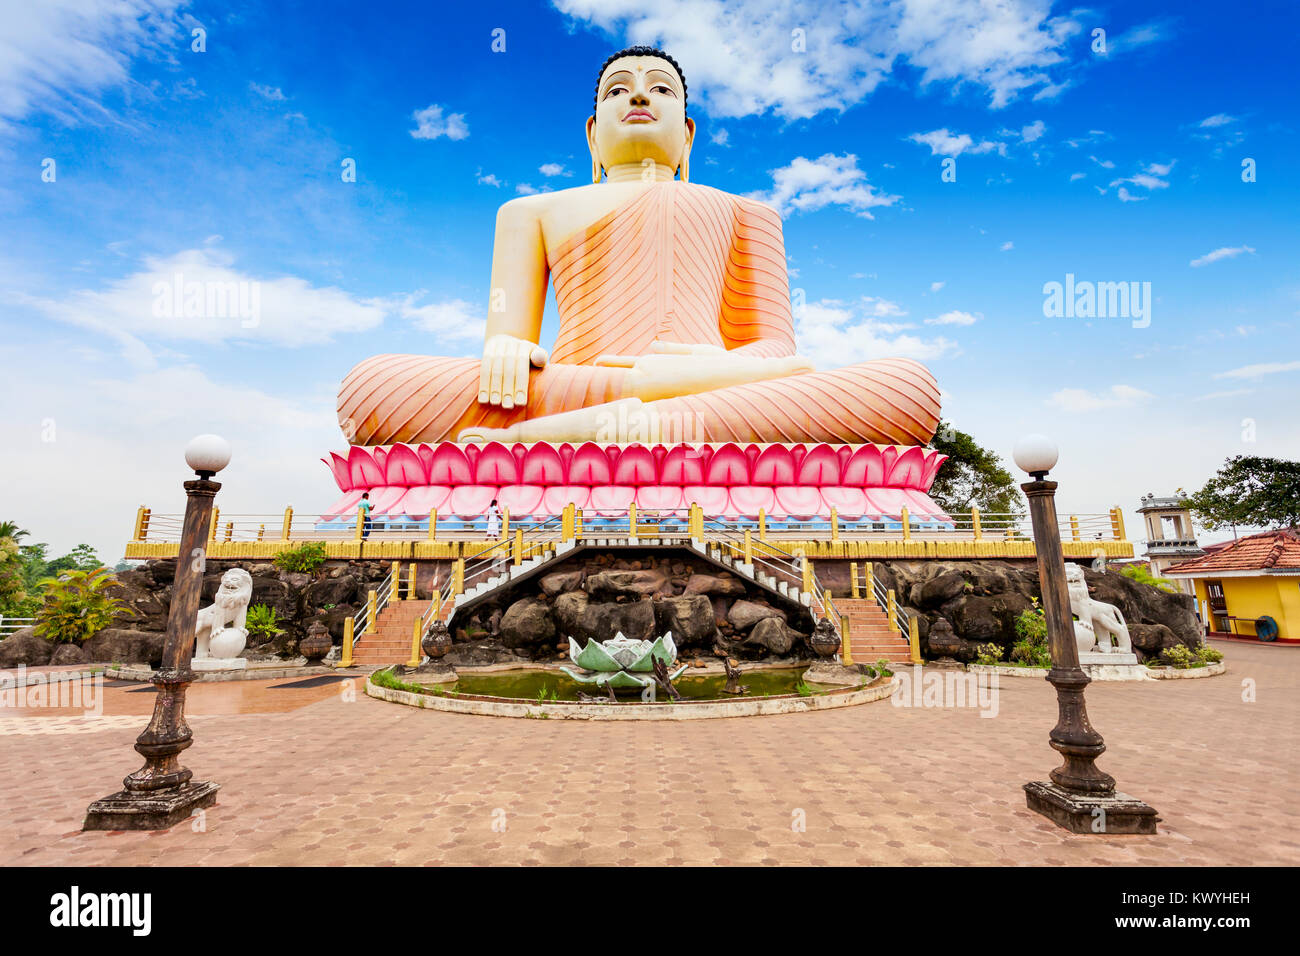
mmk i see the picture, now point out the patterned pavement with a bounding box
[0,640,1295,866]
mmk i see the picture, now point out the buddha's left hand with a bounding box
[595,345,812,401]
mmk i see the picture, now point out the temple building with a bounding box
[1136,492,1203,595]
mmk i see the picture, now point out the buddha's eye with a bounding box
[604,86,627,99]
[652,85,676,96]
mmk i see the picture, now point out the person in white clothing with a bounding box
[485,498,501,538]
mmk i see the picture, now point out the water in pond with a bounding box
[435,666,848,703]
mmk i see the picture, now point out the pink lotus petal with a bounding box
[820,487,867,519]
[612,444,657,484]
[325,452,351,492]
[920,451,948,491]
[797,444,841,485]
[427,443,472,484]
[864,487,910,519]
[347,446,384,488]
[474,441,519,484]
[775,486,824,518]
[728,486,776,517]
[383,443,425,486]
[522,442,564,484]
[659,445,707,484]
[446,485,499,517]
[396,485,452,516]
[704,442,749,485]
[322,489,365,519]
[843,445,885,486]
[887,445,926,488]
[635,486,684,514]
[497,484,546,518]
[544,485,589,513]
[751,445,795,485]
[568,441,612,485]
[588,486,637,516]
[682,485,729,514]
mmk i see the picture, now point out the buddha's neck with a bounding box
[603,161,677,183]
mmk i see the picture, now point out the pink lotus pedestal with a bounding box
[319,441,949,528]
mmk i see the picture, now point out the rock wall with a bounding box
[815,559,1200,663]
[443,550,815,667]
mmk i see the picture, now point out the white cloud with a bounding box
[925,310,981,326]
[553,0,1083,118]
[516,183,540,195]
[410,103,469,140]
[1069,172,1085,181]
[395,295,485,344]
[999,241,1013,251]
[711,128,729,146]
[250,82,286,101]
[1199,113,1237,128]
[1089,155,1115,169]
[0,0,187,129]
[22,247,387,362]
[1115,186,1144,203]
[539,162,571,177]
[1018,120,1045,143]
[476,170,503,187]
[861,296,907,317]
[1049,384,1153,411]
[1213,360,1300,380]
[929,281,945,293]
[795,299,957,367]
[1190,245,1256,268]
[750,153,899,219]
[907,128,1004,157]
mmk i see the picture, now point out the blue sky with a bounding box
[1,0,1297,559]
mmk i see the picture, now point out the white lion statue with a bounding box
[1066,564,1131,655]
[195,568,253,659]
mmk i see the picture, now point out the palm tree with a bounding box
[0,521,29,543]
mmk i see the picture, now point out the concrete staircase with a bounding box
[833,598,914,665]
[350,599,428,667]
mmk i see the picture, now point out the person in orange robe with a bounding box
[338,47,940,448]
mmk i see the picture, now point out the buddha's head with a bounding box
[588,46,695,182]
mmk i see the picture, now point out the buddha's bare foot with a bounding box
[457,398,644,444]
[458,424,522,445]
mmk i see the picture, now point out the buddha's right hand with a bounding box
[478,334,549,409]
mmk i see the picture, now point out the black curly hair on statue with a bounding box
[593,45,687,116]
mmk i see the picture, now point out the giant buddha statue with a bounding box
[338,46,940,448]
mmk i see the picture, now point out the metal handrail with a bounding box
[351,563,397,644]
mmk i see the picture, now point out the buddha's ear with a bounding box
[678,117,696,183]
[586,115,601,184]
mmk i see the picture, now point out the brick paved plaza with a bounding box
[2,639,1295,866]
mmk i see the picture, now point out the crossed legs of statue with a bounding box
[338,354,940,447]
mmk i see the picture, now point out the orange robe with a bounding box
[338,182,940,445]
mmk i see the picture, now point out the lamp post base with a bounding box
[1024,781,1159,835]
[83,780,219,832]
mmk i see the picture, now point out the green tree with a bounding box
[928,422,1024,516]
[1186,456,1300,532]
[0,522,31,616]
[44,543,102,575]
[34,567,125,645]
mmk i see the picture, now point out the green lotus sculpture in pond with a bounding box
[560,632,688,690]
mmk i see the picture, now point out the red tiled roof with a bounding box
[1165,528,1300,575]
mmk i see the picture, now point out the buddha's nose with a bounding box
[629,89,650,107]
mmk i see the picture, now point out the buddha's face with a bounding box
[587,55,694,175]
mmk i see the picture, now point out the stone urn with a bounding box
[809,617,841,657]
[926,618,962,662]
[300,621,332,663]
[422,620,452,659]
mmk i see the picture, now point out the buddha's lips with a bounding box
[623,108,655,122]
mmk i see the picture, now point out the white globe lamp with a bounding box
[1013,434,1058,479]
[184,434,232,478]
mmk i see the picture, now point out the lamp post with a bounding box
[1014,435,1158,835]
[84,435,231,831]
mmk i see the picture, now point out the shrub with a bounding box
[1015,599,1048,643]
[875,657,894,678]
[1120,563,1179,593]
[273,542,328,573]
[246,603,283,642]
[1011,639,1052,668]
[1196,645,1224,664]
[974,643,1003,666]
[1160,644,1196,668]
[34,567,125,645]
